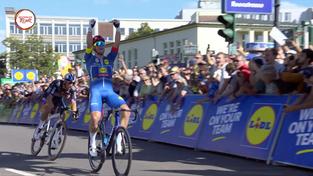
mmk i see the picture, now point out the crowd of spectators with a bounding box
[1,41,313,112]
[111,41,313,112]
[0,64,89,107]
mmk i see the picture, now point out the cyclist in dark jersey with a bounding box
[37,73,78,129]
[85,19,130,157]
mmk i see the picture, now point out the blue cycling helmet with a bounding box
[64,73,75,83]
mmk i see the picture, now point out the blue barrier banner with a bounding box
[197,95,287,160]
[125,101,144,135]
[129,100,160,140]
[273,106,313,169]
[9,102,24,123]
[30,102,41,124]
[149,96,206,148]
[18,101,34,124]
[66,99,89,130]
[0,103,14,122]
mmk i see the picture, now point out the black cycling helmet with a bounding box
[64,73,75,83]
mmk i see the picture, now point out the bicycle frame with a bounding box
[99,108,137,151]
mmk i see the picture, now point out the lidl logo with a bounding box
[26,72,36,81]
[246,106,275,145]
[14,72,24,81]
[30,103,39,119]
[142,103,158,131]
[184,104,203,136]
[64,111,71,121]
[99,67,107,73]
[84,108,91,123]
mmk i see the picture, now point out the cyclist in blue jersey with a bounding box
[85,19,130,157]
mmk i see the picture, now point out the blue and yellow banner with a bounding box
[273,96,313,169]
[197,95,287,160]
[11,69,38,83]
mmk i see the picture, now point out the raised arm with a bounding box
[87,19,95,49]
[112,19,121,49]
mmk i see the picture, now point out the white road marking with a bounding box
[4,168,36,176]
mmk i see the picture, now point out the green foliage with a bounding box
[2,35,59,75]
[127,23,155,39]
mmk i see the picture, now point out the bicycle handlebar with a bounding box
[108,108,139,122]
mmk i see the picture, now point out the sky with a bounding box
[0,0,312,52]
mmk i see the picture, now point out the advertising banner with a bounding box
[66,99,89,131]
[150,95,206,148]
[273,106,313,169]
[0,103,14,122]
[197,95,288,160]
[11,69,38,83]
[129,100,161,140]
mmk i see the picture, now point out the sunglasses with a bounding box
[94,41,105,47]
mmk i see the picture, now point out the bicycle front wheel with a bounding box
[31,126,45,156]
[112,126,132,176]
[88,130,105,173]
[48,119,67,161]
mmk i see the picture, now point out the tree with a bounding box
[127,23,155,39]
[0,53,7,77]
[2,35,59,75]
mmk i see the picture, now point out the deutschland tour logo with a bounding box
[15,9,36,30]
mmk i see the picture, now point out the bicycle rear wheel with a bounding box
[88,130,105,173]
[112,126,132,176]
[31,126,45,156]
[48,119,67,161]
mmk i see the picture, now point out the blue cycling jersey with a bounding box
[84,47,126,112]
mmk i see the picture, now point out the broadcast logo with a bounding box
[15,9,36,30]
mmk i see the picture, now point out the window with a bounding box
[10,22,22,34]
[82,25,89,34]
[285,12,291,22]
[120,28,125,35]
[170,49,174,55]
[55,24,66,35]
[163,43,168,49]
[25,25,37,34]
[134,49,138,66]
[128,50,132,68]
[164,50,168,56]
[261,15,268,21]
[55,42,67,53]
[40,24,52,35]
[176,40,181,47]
[122,51,126,59]
[255,32,263,42]
[255,15,260,20]
[69,43,81,52]
[69,25,81,35]
[83,43,87,49]
[170,42,174,48]
[129,28,134,35]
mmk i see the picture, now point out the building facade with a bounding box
[5,7,98,59]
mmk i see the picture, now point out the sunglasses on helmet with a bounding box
[94,41,105,47]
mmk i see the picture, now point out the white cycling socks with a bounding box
[89,132,97,149]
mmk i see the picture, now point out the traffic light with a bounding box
[217,14,235,44]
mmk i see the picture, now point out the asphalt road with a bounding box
[0,124,312,176]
